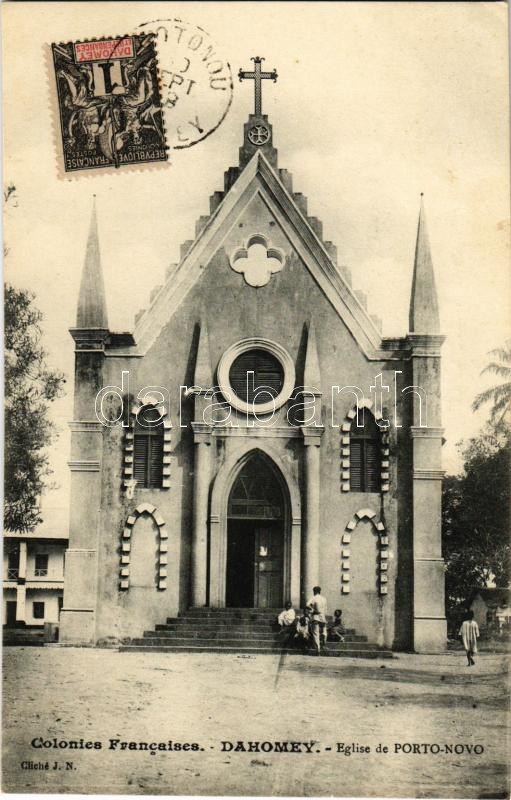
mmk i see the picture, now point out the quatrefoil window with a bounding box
[230,234,285,288]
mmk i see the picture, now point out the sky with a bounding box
[3,1,510,527]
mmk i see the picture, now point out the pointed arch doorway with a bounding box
[226,453,286,608]
[209,444,301,609]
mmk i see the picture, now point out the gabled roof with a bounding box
[133,150,389,359]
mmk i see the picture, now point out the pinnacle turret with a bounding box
[76,199,109,329]
[409,197,440,334]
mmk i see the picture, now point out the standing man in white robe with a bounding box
[307,586,328,655]
[460,610,480,666]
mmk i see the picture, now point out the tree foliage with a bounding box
[4,284,66,531]
[443,424,510,619]
[472,340,511,425]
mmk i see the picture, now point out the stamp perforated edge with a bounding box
[46,32,171,181]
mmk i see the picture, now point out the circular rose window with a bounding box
[217,339,295,415]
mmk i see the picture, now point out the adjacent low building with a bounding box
[3,515,68,631]
[470,588,511,634]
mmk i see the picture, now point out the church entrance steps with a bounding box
[140,631,374,650]
[119,608,393,659]
[173,609,285,621]
[156,624,366,639]
[120,642,393,658]
[148,630,369,642]
[130,638,382,653]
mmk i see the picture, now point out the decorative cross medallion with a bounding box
[238,56,278,116]
[248,125,270,145]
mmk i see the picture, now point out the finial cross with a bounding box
[238,56,277,116]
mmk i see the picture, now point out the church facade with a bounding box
[60,61,446,653]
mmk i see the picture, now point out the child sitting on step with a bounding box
[294,610,311,648]
[327,609,346,642]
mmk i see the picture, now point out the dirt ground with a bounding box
[2,646,509,798]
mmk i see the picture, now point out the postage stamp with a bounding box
[51,34,168,173]
[138,19,233,149]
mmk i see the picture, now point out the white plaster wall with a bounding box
[25,591,63,625]
[26,543,65,580]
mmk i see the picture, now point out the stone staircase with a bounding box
[120,608,393,658]
[3,627,46,647]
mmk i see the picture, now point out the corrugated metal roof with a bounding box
[25,583,64,591]
[3,530,68,540]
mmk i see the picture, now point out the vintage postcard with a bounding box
[2,2,510,798]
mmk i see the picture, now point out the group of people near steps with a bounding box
[276,586,346,655]
[278,587,482,664]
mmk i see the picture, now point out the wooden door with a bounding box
[254,524,284,608]
[226,520,256,607]
[6,601,17,627]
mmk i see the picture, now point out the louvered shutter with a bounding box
[229,349,284,402]
[133,428,164,487]
[133,436,149,484]
[147,437,164,488]
[365,441,381,492]
[256,351,284,393]
[349,412,381,492]
[350,440,363,491]
[229,351,255,401]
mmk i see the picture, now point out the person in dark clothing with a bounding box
[328,609,346,642]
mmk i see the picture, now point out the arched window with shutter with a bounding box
[350,411,381,492]
[133,406,164,489]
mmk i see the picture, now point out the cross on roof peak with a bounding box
[238,56,278,116]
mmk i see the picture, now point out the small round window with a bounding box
[229,349,284,403]
[217,338,296,415]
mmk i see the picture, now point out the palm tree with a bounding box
[472,340,511,425]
